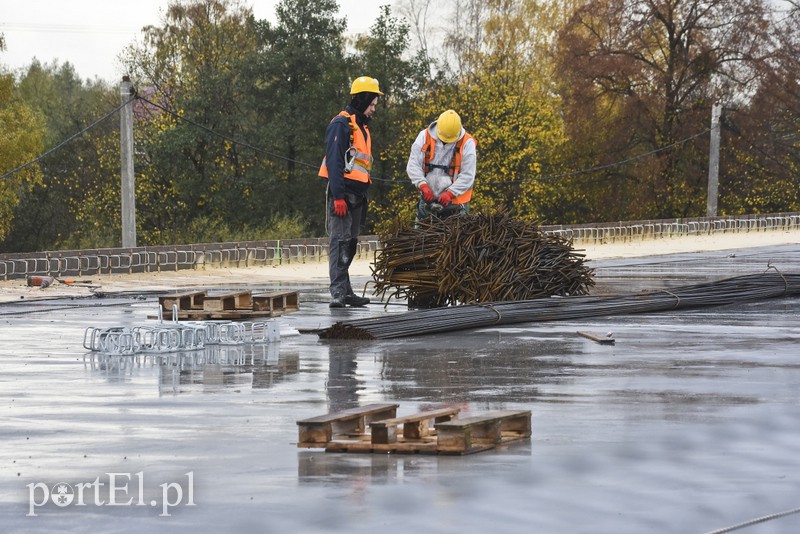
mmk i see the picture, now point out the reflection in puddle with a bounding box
[297,450,436,484]
[83,344,300,395]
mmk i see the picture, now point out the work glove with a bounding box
[419,183,435,203]
[437,190,455,206]
[333,199,348,217]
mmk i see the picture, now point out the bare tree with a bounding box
[556,0,773,218]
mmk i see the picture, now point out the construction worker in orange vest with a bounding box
[406,109,477,224]
[319,76,382,308]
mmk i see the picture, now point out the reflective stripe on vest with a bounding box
[319,111,373,184]
[421,131,476,204]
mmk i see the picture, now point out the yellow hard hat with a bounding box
[436,109,462,143]
[350,76,384,95]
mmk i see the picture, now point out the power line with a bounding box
[504,129,712,185]
[2,92,712,190]
[137,94,710,185]
[0,22,141,36]
[135,94,319,170]
[0,97,132,182]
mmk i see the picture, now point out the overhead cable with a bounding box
[2,92,712,190]
[0,97,134,182]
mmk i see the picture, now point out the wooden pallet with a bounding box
[252,291,300,314]
[159,291,206,312]
[296,406,531,455]
[153,289,299,321]
[297,403,399,448]
[201,290,253,311]
[435,410,532,454]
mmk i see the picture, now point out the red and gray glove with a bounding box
[419,183,435,203]
[437,190,455,206]
[333,199,348,217]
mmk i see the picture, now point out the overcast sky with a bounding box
[0,0,389,83]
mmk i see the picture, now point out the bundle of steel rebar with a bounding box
[371,213,595,307]
[319,271,799,340]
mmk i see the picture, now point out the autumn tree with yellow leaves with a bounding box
[3,0,800,252]
[373,0,572,231]
[0,71,44,243]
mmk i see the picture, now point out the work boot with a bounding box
[344,294,370,307]
[329,295,345,308]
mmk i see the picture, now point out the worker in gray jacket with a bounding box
[406,109,477,223]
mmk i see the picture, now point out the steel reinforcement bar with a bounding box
[318,271,800,340]
[2,212,799,280]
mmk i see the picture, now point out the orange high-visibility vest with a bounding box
[421,131,476,204]
[319,111,373,184]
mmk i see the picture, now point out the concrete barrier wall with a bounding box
[2,212,799,280]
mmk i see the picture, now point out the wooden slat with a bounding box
[252,291,300,313]
[435,410,531,454]
[577,331,615,344]
[370,407,461,444]
[297,404,399,447]
[159,291,206,312]
[202,291,253,311]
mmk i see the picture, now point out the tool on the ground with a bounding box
[57,278,94,285]
[26,275,56,288]
[26,275,94,289]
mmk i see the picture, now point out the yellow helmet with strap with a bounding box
[350,76,384,95]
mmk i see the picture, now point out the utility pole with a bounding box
[120,76,136,248]
[706,101,722,217]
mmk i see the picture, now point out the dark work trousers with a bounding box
[328,193,366,299]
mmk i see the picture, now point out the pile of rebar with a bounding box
[370,214,595,307]
[319,271,800,340]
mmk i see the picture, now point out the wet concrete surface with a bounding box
[2,245,800,533]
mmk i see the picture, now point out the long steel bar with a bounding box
[319,271,800,340]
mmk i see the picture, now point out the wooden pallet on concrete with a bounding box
[158,290,206,312]
[151,289,300,321]
[201,290,253,311]
[253,291,300,314]
[296,403,399,448]
[435,410,532,455]
[296,405,530,455]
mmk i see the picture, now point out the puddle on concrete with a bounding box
[84,344,299,396]
[2,248,800,533]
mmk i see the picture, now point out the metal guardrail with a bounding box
[2,212,799,280]
[539,212,800,245]
[0,237,380,280]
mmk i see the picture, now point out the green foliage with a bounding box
[373,0,570,232]
[148,213,310,245]
[0,73,45,244]
[2,0,800,253]
[121,0,262,239]
[245,0,349,236]
[350,5,432,231]
[4,61,118,252]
